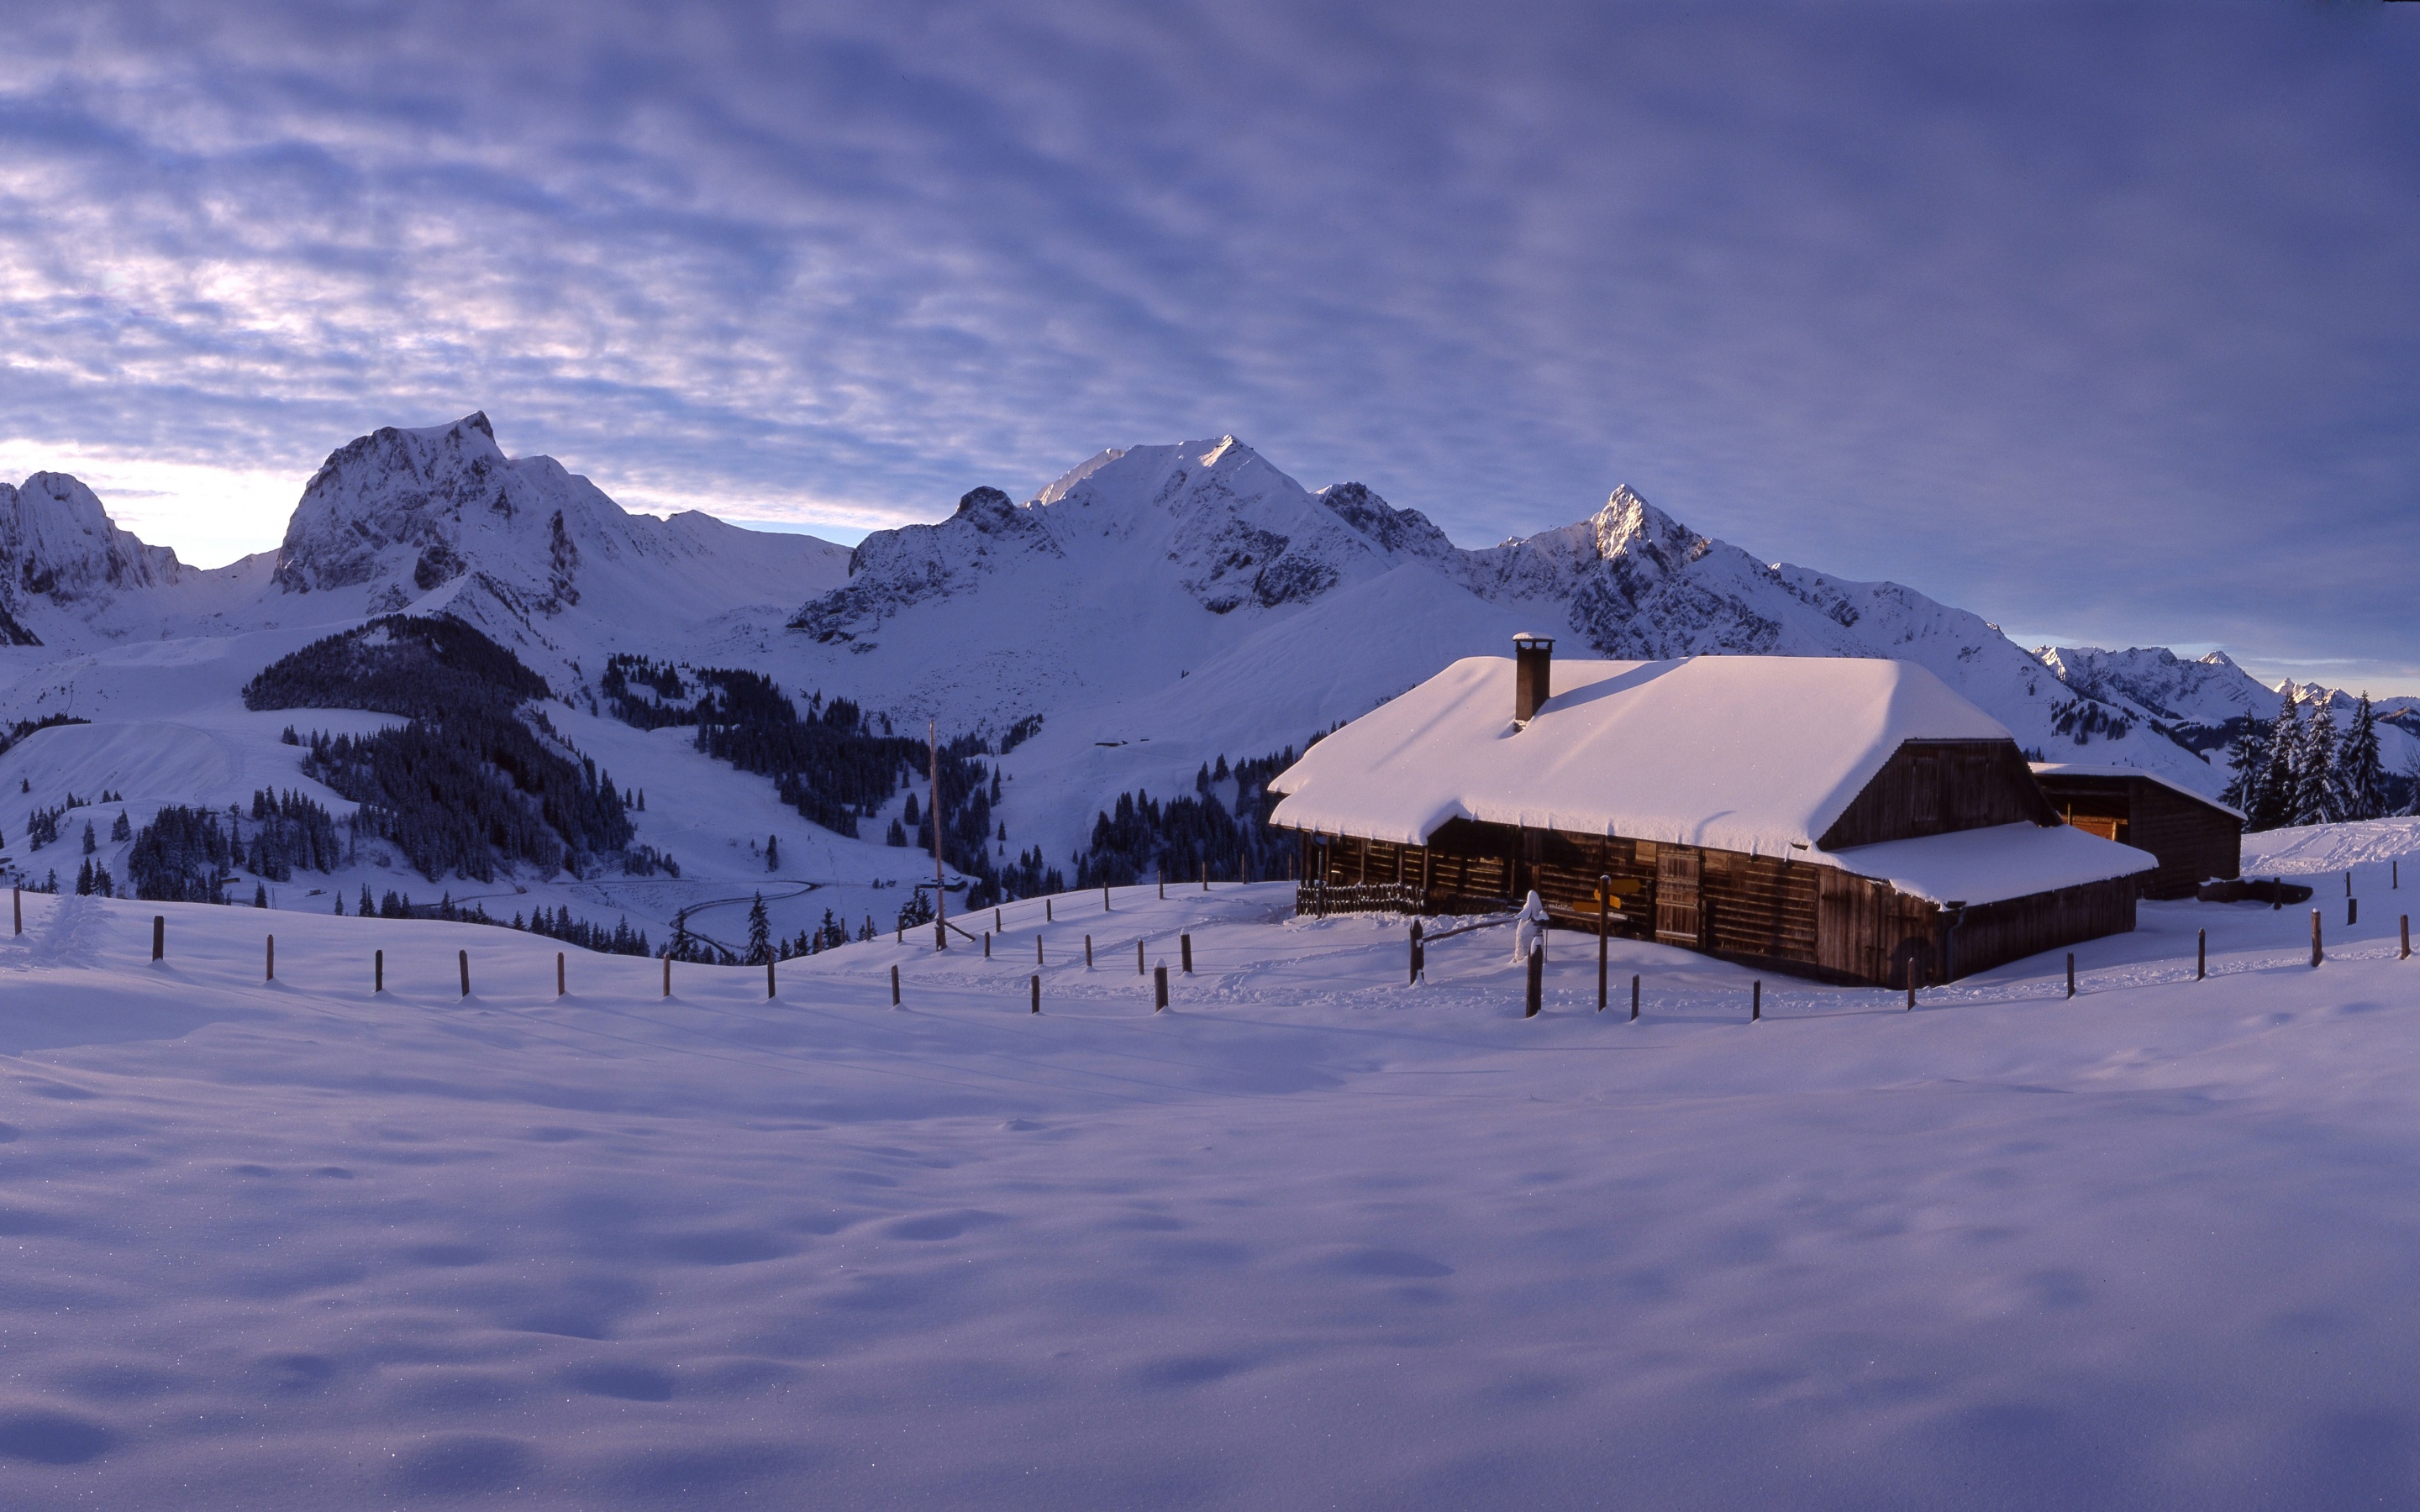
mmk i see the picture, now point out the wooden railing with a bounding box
[1296,880,1426,917]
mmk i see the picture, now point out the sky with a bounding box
[0,1,2413,690]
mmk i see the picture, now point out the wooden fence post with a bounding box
[2403,915,2412,960]
[1158,869,1165,901]
[1751,979,1760,1022]
[1137,939,1145,976]
[375,948,383,993]
[1034,935,1044,966]
[1524,940,1543,1018]
[1086,934,1094,969]
[662,956,671,998]
[2350,897,2360,927]
[1030,974,1040,1014]
[2196,929,2206,980]
[766,959,776,1000]
[1597,874,1610,1011]
[11,885,18,935]
[1630,974,1639,1022]
[995,907,1002,932]
[1200,862,1207,893]
[2065,953,2075,999]
[1408,920,1423,986]
[2312,910,2323,968]
[983,932,991,958]
[1046,898,1054,922]
[458,950,470,997]
[891,964,901,1006]
[1155,963,1169,1011]
[1181,933,1192,974]
[266,935,275,982]
[152,915,164,961]
[1103,886,1111,912]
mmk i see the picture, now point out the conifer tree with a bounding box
[747,892,771,964]
[2342,694,2385,821]
[334,892,345,914]
[75,858,92,895]
[111,811,129,842]
[2254,695,2302,832]
[253,882,269,908]
[2220,719,2272,820]
[82,822,96,855]
[2294,698,2340,827]
[360,883,374,916]
[765,834,780,872]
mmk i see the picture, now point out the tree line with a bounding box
[2223,691,2402,832]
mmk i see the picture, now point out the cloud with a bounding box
[0,0,2410,680]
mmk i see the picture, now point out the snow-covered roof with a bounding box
[1826,822,2157,907]
[2029,763,2244,822]
[1268,654,2016,857]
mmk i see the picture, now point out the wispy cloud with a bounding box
[0,0,2411,685]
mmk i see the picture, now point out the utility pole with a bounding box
[930,719,947,948]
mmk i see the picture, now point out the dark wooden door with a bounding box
[1655,848,1702,945]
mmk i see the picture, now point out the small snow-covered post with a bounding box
[2312,910,2323,968]
[1524,939,1543,1018]
[662,956,671,998]
[375,949,383,993]
[458,950,470,997]
[1597,874,1611,1011]
[1630,974,1640,1022]
[1408,920,1423,987]
[557,953,566,997]
[766,959,776,1000]
[2065,953,2075,1000]
[890,964,901,1006]
[1181,933,1193,974]
[1030,974,1040,1014]
[1154,963,1169,1012]
[1085,934,1094,969]
[1751,979,1760,1022]
[2196,929,2206,981]
[266,935,275,982]
[152,915,164,962]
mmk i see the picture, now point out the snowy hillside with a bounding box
[7,874,2420,1505]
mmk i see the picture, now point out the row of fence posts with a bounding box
[63,864,2420,1021]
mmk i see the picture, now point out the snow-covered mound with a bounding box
[4,879,2420,1505]
[2244,816,2420,876]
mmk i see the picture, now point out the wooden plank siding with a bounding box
[2033,772,2241,901]
[1817,739,2056,849]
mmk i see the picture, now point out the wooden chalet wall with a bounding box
[2033,773,2240,901]
[1816,739,2056,849]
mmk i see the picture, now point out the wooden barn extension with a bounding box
[1272,645,2159,988]
[2030,764,2242,901]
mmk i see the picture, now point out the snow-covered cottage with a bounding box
[2029,764,2242,900]
[1265,639,2160,987]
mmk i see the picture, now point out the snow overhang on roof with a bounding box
[2029,762,2246,822]
[1817,822,2157,907]
[1267,654,2014,858]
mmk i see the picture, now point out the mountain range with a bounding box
[1,415,2407,895]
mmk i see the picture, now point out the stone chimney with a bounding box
[1513,633,1554,725]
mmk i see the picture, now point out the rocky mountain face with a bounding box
[269,414,850,682]
[0,472,187,644]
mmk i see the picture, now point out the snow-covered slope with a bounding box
[8,874,2420,1506]
[0,473,189,644]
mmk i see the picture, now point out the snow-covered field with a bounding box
[8,864,2420,1508]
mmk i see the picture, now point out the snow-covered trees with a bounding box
[2292,700,2340,827]
[2220,718,2275,822]
[2341,695,2386,821]
[765,834,780,872]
